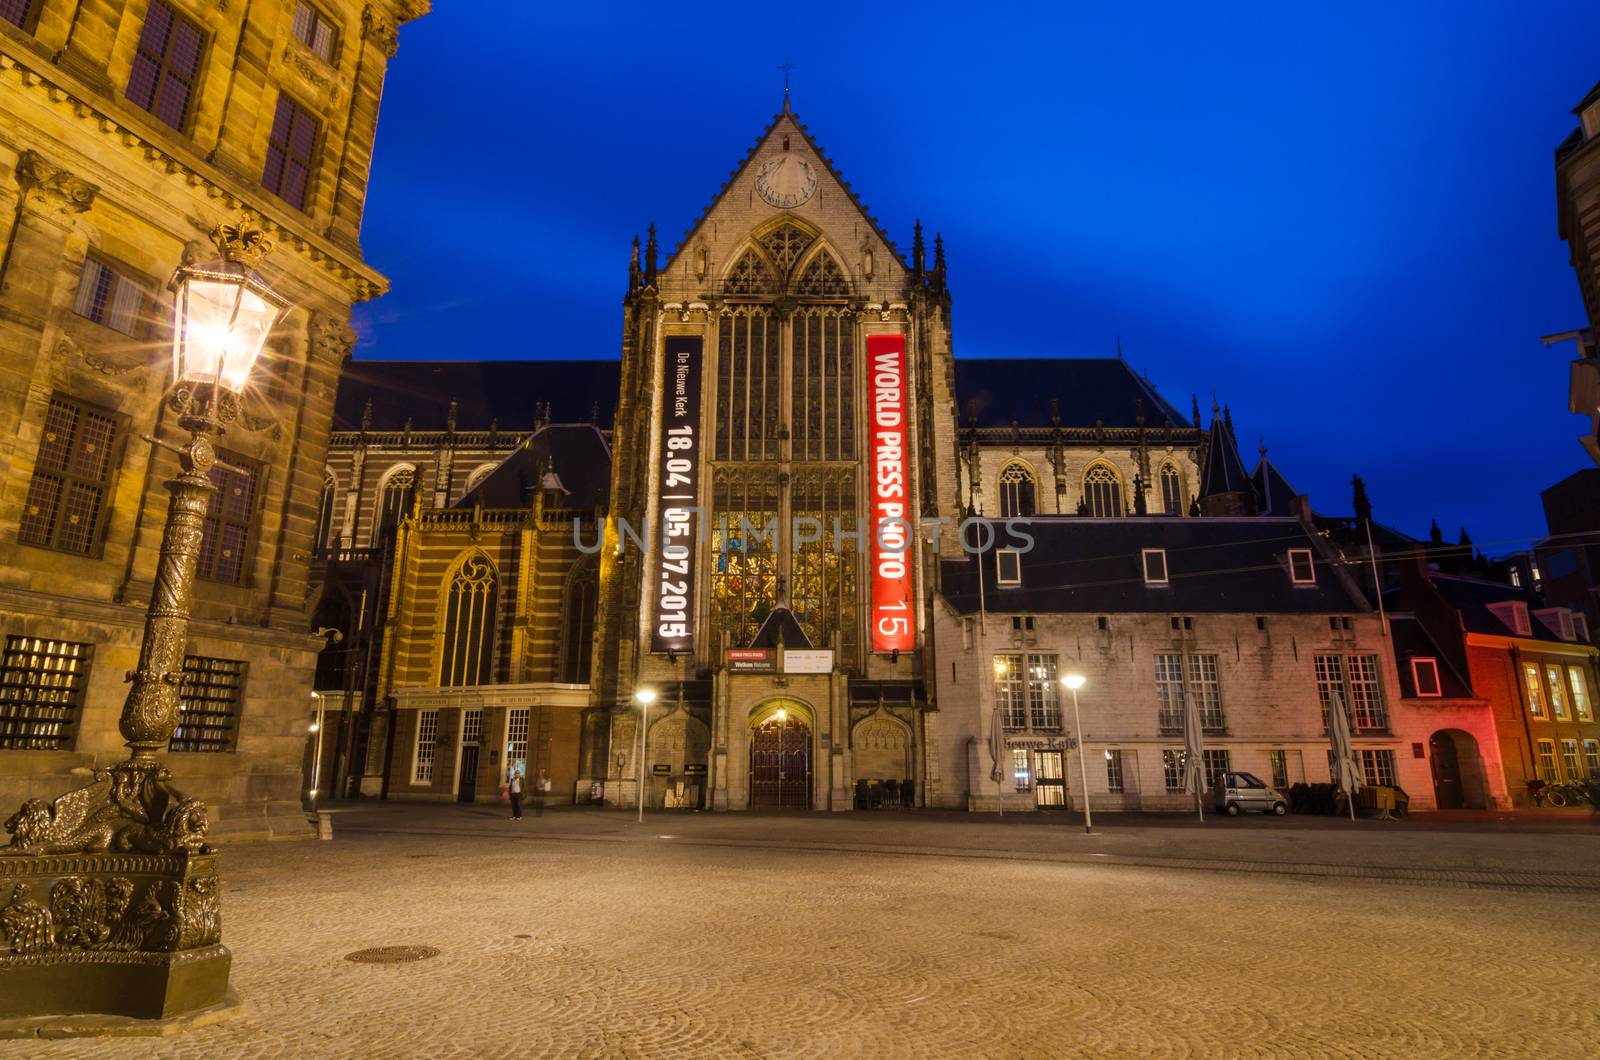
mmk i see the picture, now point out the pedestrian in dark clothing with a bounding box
[507,767,524,820]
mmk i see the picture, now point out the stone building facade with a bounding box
[0,0,425,837]
[1556,79,1600,460]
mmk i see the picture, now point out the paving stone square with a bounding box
[23,806,1600,1059]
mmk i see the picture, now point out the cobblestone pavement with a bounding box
[26,806,1600,1059]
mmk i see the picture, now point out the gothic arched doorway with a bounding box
[749,702,811,809]
[1429,729,1487,809]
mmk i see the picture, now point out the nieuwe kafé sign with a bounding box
[651,336,702,653]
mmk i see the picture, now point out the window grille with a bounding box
[1082,464,1124,517]
[0,0,39,30]
[1561,739,1581,782]
[1105,749,1125,793]
[1360,749,1397,787]
[1202,749,1231,788]
[19,395,119,556]
[793,253,851,297]
[790,308,857,461]
[73,257,150,336]
[1159,463,1183,514]
[462,709,483,745]
[1268,749,1289,788]
[998,463,1036,518]
[1535,739,1558,783]
[1162,749,1185,792]
[506,707,529,769]
[1584,739,1599,777]
[1026,654,1060,730]
[0,636,92,750]
[440,555,497,686]
[291,1,338,61]
[715,309,781,460]
[376,466,416,536]
[413,709,439,783]
[1546,665,1569,719]
[1317,654,1387,731]
[126,0,204,131]
[170,656,245,753]
[1569,668,1593,721]
[994,654,1026,730]
[196,449,258,584]
[1187,654,1226,732]
[1154,653,1185,733]
[262,93,320,210]
[1010,747,1032,790]
[710,468,780,650]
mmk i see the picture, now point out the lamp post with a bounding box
[1061,674,1093,834]
[0,212,288,1022]
[635,688,656,823]
[308,693,327,811]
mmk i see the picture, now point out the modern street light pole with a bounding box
[1062,674,1093,834]
[635,688,656,823]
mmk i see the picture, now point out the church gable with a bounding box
[658,104,907,301]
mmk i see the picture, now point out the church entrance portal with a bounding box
[749,707,811,809]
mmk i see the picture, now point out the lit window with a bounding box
[1287,548,1315,585]
[291,1,338,62]
[18,395,121,556]
[196,449,259,585]
[1142,548,1168,585]
[440,554,497,687]
[1267,749,1289,788]
[995,549,1022,585]
[506,707,529,772]
[1536,739,1558,782]
[1510,569,1522,587]
[169,656,245,753]
[993,653,1058,731]
[1569,668,1593,722]
[73,256,152,336]
[1162,749,1185,792]
[1411,657,1442,698]
[1561,739,1581,783]
[998,462,1036,518]
[0,636,92,751]
[1360,749,1397,787]
[1105,749,1125,793]
[1523,664,1546,717]
[413,709,439,783]
[126,1,204,132]
[1010,748,1032,790]
[1546,665,1569,719]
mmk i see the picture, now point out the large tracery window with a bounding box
[716,308,782,461]
[440,554,497,687]
[711,468,780,649]
[1082,463,1125,518]
[998,462,1036,518]
[790,467,859,664]
[790,307,856,461]
[723,250,776,296]
[559,561,596,684]
[1160,463,1184,515]
[793,252,851,297]
[760,224,814,274]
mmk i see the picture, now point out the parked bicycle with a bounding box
[1529,778,1600,808]
[1528,779,1566,807]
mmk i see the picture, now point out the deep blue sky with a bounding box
[353,2,1596,555]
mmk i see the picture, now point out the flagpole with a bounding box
[1365,517,1388,638]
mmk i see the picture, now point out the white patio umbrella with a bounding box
[1183,690,1206,822]
[1328,699,1363,821]
[990,704,1008,817]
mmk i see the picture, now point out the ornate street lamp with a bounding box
[0,213,287,1026]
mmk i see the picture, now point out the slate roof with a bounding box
[939,517,1367,615]
[1388,615,1477,699]
[454,424,611,511]
[1199,417,1251,501]
[748,605,813,650]
[1251,458,1299,517]
[1417,574,1568,641]
[954,358,1189,429]
[334,360,620,431]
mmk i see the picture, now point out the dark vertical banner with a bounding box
[868,333,915,653]
[651,336,702,653]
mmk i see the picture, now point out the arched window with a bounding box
[723,249,776,296]
[793,252,851,297]
[998,463,1037,518]
[314,475,337,553]
[463,463,497,500]
[375,466,415,537]
[1082,464,1125,518]
[1160,463,1184,515]
[559,561,597,684]
[441,554,497,687]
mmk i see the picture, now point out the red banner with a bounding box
[868,334,914,652]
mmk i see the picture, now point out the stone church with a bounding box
[325,97,1595,815]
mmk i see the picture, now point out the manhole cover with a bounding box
[343,946,440,964]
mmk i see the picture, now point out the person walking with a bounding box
[507,765,524,820]
[533,767,551,818]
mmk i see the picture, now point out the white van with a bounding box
[1211,771,1288,816]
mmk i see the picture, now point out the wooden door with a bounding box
[1429,732,1463,809]
[457,744,480,803]
[749,714,811,809]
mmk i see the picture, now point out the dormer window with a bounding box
[996,549,1021,586]
[1411,657,1442,698]
[1142,548,1168,586]
[1535,608,1577,642]
[1287,548,1315,585]
[1487,601,1532,638]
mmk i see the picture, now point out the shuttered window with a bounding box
[196,449,259,585]
[126,1,205,133]
[73,257,151,337]
[262,94,320,210]
[19,395,121,556]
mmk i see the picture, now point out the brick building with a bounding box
[0,0,425,837]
